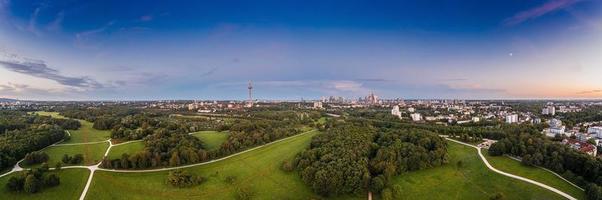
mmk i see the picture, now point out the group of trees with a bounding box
[6,168,60,193]
[61,154,84,165]
[488,133,602,200]
[294,121,448,196]
[23,152,49,165]
[166,169,205,187]
[219,120,300,156]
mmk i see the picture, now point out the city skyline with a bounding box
[1,0,601,100]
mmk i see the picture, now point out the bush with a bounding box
[280,160,294,172]
[44,174,60,187]
[166,170,205,188]
[235,186,255,200]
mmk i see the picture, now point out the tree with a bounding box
[169,152,181,167]
[23,174,40,193]
[381,188,394,200]
[6,176,24,191]
[62,154,71,164]
[40,163,49,172]
[586,183,602,200]
[55,162,62,171]
[45,174,60,187]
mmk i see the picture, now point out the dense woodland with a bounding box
[294,120,447,196]
[0,111,77,171]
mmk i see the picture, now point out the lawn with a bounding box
[34,111,111,144]
[87,130,362,200]
[107,141,145,160]
[21,142,109,168]
[190,131,229,150]
[390,142,565,200]
[0,168,90,200]
[484,154,586,200]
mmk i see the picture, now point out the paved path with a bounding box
[75,130,316,199]
[445,137,577,200]
[505,155,584,191]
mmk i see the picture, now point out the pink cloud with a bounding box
[504,0,580,26]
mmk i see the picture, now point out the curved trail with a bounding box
[76,130,316,199]
[505,155,584,192]
[445,137,577,200]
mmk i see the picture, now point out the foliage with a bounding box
[166,170,205,188]
[23,151,49,165]
[295,121,447,196]
[5,168,60,193]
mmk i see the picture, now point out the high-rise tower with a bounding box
[247,81,253,107]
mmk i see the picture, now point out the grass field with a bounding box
[484,154,586,200]
[86,130,363,200]
[390,142,565,200]
[34,111,111,144]
[190,131,229,150]
[107,141,145,160]
[0,168,90,200]
[21,142,109,168]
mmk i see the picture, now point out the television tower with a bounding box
[247,81,253,107]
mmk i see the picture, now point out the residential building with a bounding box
[588,126,602,139]
[391,105,401,119]
[410,113,422,121]
[505,114,518,124]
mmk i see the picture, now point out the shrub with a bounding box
[166,170,205,188]
[235,186,255,200]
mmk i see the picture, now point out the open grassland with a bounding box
[190,131,229,150]
[0,168,89,200]
[107,141,145,160]
[484,154,586,200]
[21,142,109,168]
[34,111,111,144]
[390,142,565,200]
[32,111,66,119]
[87,130,362,200]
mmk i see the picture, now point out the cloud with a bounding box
[0,52,102,89]
[577,89,602,94]
[74,21,115,49]
[139,15,153,22]
[503,0,580,26]
[46,11,65,32]
[200,67,219,77]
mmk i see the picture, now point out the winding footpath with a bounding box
[444,137,578,200]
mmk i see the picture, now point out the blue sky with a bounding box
[0,0,601,100]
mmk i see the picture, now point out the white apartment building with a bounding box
[391,105,402,119]
[410,113,422,121]
[588,126,602,139]
[505,114,518,124]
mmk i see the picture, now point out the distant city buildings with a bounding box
[542,106,555,116]
[313,101,323,109]
[588,126,602,139]
[505,114,518,124]
[410,113,422,121]
[544,118,567,137]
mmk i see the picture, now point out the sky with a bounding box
[0,0,601,100]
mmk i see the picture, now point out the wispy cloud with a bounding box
[577,89,602,94]
[503,0,580,26]
[0,52,102,89]
[74,21,115,49]
[46,11,64,32]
